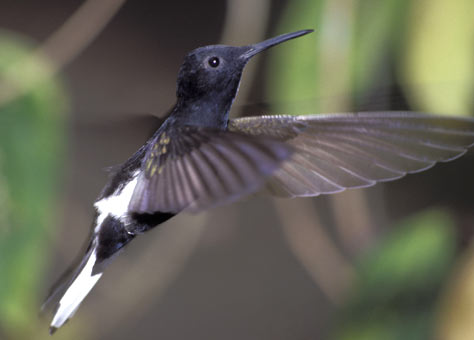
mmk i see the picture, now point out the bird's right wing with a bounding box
[228,112,474,197]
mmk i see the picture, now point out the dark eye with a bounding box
[208,57,220,68]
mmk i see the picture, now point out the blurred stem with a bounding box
[435,238,474,340]
[0,0,127,107]
[317,0,354,112]
[38,0,126,66]
[221,0,271,116]
[274,198,355,304]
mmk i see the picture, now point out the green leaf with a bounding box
[332,209,456,340]
[350,0,411,100]
[0,30,68,338]
[266,0,411,114]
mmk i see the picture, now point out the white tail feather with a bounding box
[50,249,103,331]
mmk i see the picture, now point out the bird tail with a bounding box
[43,238,103,334]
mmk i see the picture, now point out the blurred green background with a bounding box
[0,1,473,339]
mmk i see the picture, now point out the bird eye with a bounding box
[208,57,220,68]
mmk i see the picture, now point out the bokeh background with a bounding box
[0,1,473,339]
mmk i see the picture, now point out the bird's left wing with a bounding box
[129,125,293,213]
[228,112,474,197]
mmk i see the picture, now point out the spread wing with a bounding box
[129,125,293,213]
[228,112,474,197]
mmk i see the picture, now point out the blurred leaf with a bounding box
[350,0,411,100]
[265,0,323,114]
[266,0,411,114]
[400,0,474,116]
[0,31,68,338]
[331,209,456,340]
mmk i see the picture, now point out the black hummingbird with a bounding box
[44,29,474,333]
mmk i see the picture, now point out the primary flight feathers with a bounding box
[231,112,474,197]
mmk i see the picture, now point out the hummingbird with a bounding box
[44,29,474,333]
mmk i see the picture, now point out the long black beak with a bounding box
[241,29,314,60]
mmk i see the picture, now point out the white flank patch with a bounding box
[50,250,103,329]
[94,172,139,232]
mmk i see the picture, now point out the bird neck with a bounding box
[171,95,234,129]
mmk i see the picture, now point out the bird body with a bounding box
[45,29,474,333]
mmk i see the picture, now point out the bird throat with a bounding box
[172,93,234,129]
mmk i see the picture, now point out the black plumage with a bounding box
[44,29,474,333]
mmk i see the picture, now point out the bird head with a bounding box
[175,29,314,122]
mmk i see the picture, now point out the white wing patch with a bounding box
[94,172,139,232]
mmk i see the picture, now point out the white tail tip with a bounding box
[50,250,103,330]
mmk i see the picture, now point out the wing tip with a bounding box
[439,148,468,163]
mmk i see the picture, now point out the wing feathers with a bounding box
[129,126,293,213]
[230,112,474,198]
[131,112,474,207]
